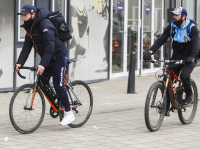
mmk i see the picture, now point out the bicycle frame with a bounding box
[152,60,183,110]
[17,59,83,115]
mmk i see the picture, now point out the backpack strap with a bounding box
[187,19,197,39]
[187,22,192,39]
[170,23,176,38]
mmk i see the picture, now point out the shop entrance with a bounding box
[110,0,164,77]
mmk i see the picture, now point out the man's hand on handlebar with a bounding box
[143,51,153,62]
[185,55,195,65]
[13,64,22,72]
[36,65,45,75]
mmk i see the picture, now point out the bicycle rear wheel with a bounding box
[144,81,166,132]
[178,79,198,124]
[67,80,93,128]
[9,84,45,134]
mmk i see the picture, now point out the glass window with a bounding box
[164,0,171,59]
[112,0,124,73]
[127,0,138,71]
[165,0,171,28]
[182,0,195,20]
[54,0,66,19]
[18,0,34,41]
[143,0,152,70]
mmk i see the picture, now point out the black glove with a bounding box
[143,52,152,61]
[185,55,195,65]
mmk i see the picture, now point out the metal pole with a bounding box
[127,52,136,93]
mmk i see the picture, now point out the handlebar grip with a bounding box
[17,71,26,79]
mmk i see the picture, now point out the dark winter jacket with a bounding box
[17,8,67,67]
[150,18,199,61]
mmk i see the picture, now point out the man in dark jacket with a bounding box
[143,7,199,114]
[14,4,75,125]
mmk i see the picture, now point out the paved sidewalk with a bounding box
[1,67,200,150]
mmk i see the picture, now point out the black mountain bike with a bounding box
[144,59,198,132]
[9,58,93,134]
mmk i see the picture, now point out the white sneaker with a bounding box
[46,107,51,115]
[60,111,75,126]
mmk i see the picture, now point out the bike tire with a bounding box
[144,81,166,132]
[67,80,93,128]
[9,84,45,134]
[178,79,198,124]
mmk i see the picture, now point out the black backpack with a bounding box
[48,11,72,42]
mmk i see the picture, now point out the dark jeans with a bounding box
[41,53,70,112]
[166,62,196,110]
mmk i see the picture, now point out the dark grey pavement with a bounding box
[1,67,200,150]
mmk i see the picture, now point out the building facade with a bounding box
[0,0,199,92]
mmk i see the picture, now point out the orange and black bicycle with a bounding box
[144,59,198,132]
[9,59,93,134]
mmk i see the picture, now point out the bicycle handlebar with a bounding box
[16,66,50,81]
[147,58,194,64]
[15,66,37,79]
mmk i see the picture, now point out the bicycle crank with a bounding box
[50,107,59,118]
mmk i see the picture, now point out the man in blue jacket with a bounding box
[14,4,75,125]
[143,7,199,115]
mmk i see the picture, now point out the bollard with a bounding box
[127,52,136,93]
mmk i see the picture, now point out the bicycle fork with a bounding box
[24,75,39,110]
[150,77,168,110]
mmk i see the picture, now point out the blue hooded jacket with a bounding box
[170,18,196,43]
[150,18,199,60]
[17,8,67,67]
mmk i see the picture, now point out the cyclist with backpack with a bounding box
[14,4,75,125]
[143,7,199,114]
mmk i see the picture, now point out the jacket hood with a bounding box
[33,8,49,25]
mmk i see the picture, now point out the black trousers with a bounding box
[166,62,196,110]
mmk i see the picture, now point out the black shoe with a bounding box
[183,93,193,105]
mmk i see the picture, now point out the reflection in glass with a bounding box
[127,0,138,71]
[164,0,171,59]
[143,0,151,70]
[54,0,65,19]
[153,0,162,67]
[20,0,33,39]
[112,0,124,73]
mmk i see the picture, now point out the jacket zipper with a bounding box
[26,23,40,55]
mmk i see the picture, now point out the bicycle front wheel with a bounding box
[178,79,198,124]
[67,80,93,128]
[9,84,45,134]
[144,81,166,132]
